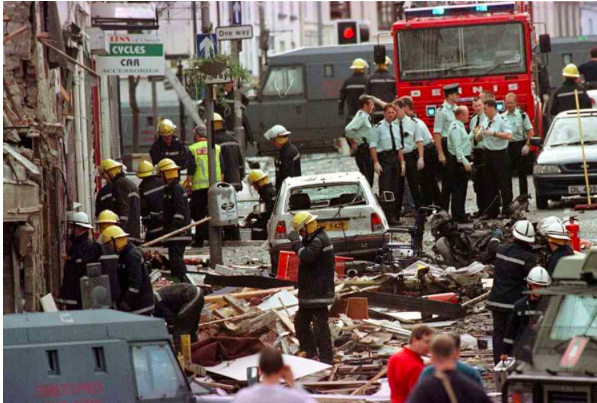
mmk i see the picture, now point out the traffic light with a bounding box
[337,21,358,45]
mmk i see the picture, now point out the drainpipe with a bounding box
[78,66,92,216]
[100,75,111,159]
[73,66,85,211]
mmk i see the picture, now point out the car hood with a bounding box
[537,144,597,165]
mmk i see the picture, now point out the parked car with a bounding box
[588,88,597,109]
[532,109,597,209]
[267,171,389,271]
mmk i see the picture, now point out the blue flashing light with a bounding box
[496,101,505,112]
[432,7,445,15]
[404,2,515,19]
[475,5,489,12]
[426,106,437,117]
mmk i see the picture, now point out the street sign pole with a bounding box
[230,2,245,161]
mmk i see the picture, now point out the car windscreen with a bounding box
[545,116,597,147]
[396,22,526,81]
[549,295,597,341]
[132,343,189,400]
[287,183,366,211]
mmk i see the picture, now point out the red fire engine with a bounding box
[392,2,544,136]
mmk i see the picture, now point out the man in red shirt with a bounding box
[388,325,435,403]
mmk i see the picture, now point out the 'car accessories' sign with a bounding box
[97,34,164,76]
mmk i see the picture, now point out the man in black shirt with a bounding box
[579,47,597,87]
[551,64,592,117]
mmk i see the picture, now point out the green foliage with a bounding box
[185,54,252,103]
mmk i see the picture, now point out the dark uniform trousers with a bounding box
[449,156,471,222]
[507,140,528,197]
[492,311,512,365]
[483,149,513,218]
[378,151,404,219]
[191,189,209,246]
[421,143,442,207]
[403,151,423,209]
[163,180,192,281]
[355,143,374,187]
[440,137,456,212]
[472,148,488,214]
[295,307,333,364]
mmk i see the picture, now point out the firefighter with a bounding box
[246,170,277,240]
[158,158,192,282]
[544,222,574,276]
[345,94,375,187]
[94,210,121,303]
[550,64,592,117]
[433,84,460,213]
[95,179,114,219]
[188,125,223,247]
[446,106,473,223]
[487,220,536,365]
[288,211,335,364]
[501,266,551,361]
[57,212,100,310]
[101,225,154,316]
[469,97,488,218]
[149,118,195,188]
[365,56,396,124]
[100,159,142,244]
[264,125,302,194]
[370,103,405,225]
[502,93,534,198]
[137,160,165,244]
[475,99,513,220]
[339,58,369,124]
[153,283,205,353]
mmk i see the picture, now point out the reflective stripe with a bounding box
[174,214,185,220]
[100,254,118,261]
[489,238,501,243]
[523,310,541,316]
[219,141,239,147]
[129,192,140,198]
[132,304,154,314]
[144,185,165,196]
[346,84,366,89]
[503,338,514,345]
[486,300,515,309]
[163,236,192,242]
[496,253,525,266]
[119,216,129,221]
[150,212,161,217]
[323,245,334,252]
[179,288,202,317]
[165,151,181,156]
[252,228,265,232]
[300,298,335,305]
[55,298,78,305]
[228,182,241,186]
[148,226,164,233]
[128,237,142,244]
[297,247,305,257]
[128,287,140,294]
[370,79,395,83]
[293,153,301,161]
[557,91,584,97]
[75,258,83,263]
[100,194,112,201]
[153,291,162,302]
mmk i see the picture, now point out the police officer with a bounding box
[100,159,142,244]
[447,106,473,223]
[469,97,488,218]
[501,266,551,362]
[502,93,534,198]
[101,225,154,316]
[339,58,369,124]
[264,125,302,193]
[94,210,122,303]
[475,99,513,220]
[395,99,424,210]
[365,56,396,124]
[487,220,536,364]
[57,212,100,310]
[287,211,335,364]
[433,84,460,212]
[370,103,405,225]
[188,125,223,247]
[544,222,575,276]
[150,119,195,188]
[137,160,165,244]
[158,158,192,283]
[345,94,375,187]
[550,64,592,117]
[153,283,205,353]
[246,170,277,240]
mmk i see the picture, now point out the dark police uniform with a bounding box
[338,72,368,123]
[139,175,165,243]
[117,242,154,316]
[247,182,277,240]
[215,129,245,191]
[487,242,535,364]
[469,113,488,215]
[503,108,533,197]
[291,227,335,364]
[149,135,196,175]
[503,295,546,357]
[275,141,302,193]
[163,178,192,281]
[95,183,114,218]
[550,79,592,117]
[546,244,574,276]
[365,68,396,123]
[111,172,142,244]
[345,109,375,186]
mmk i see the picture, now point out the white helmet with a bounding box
[538,216,562,235]
[544,222,571,241]
[264,125,291,140]
[68,211,93,229]
[526,266,552,286]
[513,220,535,243]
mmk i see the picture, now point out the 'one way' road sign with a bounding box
[196,34,218,58]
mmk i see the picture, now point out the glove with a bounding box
[417,158,425,171]
[438,153,447,165]
[287,230,300,243]
[464,163,472,172]
[374,162,383,175]
[521,144,530,156]
[483,129,495,137]
[401,162,406,177]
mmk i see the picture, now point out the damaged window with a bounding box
[132,343,188,400]
[288,183,366,211]
[550,295,597,340]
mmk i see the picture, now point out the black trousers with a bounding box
[440,137,456,212]
[492,310,512,365]
[171,292,205,353]
[166,242,187,280]
[404,151,423,209]
[191,189,209,245]
[472,148,488,215]
[421,144,442,207]
[508,140,528,197]
[355,143,374,187]
[449,159,471,222]
[483,149,513,218]
[295,306,334,364]
[378,151,404,219]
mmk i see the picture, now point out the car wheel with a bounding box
[536,193,549,210]
[552,195,562,202]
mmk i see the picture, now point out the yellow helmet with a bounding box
[97,210,119,225]
[350,58,368,70]
[100,225,129,251]
[562,63,580,78]
[100,159,123,177]
[384,56,392,66]
[291,211,318,232]
[213,113,224,122]
[248,170,268,186]
[157,158,181,181]
[137,160,155,178]
[157,119,177,136]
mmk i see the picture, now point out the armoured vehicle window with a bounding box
[550,295,597,340]
[288,183,366,210]
[262,66,305,98]
[132,343,188,400]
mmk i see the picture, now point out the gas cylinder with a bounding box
[565,216,581,252]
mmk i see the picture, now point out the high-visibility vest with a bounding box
[188,141,221,191]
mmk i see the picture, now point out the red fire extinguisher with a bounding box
[565,216,581,252]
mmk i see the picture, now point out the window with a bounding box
[324,65,335,78]
[132,344,188,400]
[288,183,366,211]
[330,1,351,19]
[545,116,597,147]
[93,347,106,373]
[563,53,573,65]
[550,295,597,341]
[262,66,305,98]
[377,2,396,31]
[47,350,60,375]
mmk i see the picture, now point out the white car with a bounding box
[588,89,597,109]
[267,171,390,270]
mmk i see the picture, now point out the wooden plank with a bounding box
[300,381,379,388]
[205,273,296,289]
[223,295,251,314]
[37,38,99,78]
[3,24,30,44]
[327,364,339,382]
[350,367,388,395]
[192,379,235,391]
[236,311,277,335]
[357,291,466,319]
[274,310,296,334]
[204,287,295,303]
